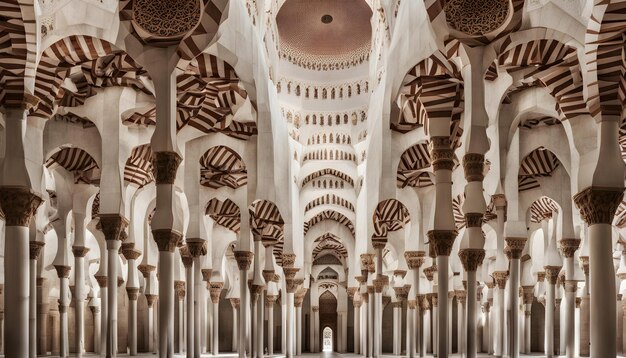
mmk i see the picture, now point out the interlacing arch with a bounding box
[32,35,148,119]
[518,147,561,192]
[304,210,355,237]
[372,199,410,237]
[487,37,586,119]
[45,147,99,184]
[124,144,154,188]
[199,146,247,189]
[397,50,464,147]
[397,142,433,188]
[206,197,241,233]
[304,194,355,214]
[528,196,559,223]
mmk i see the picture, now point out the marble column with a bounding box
[482,301,491,354]
[392,302,400,355]
[209,282,224,355]
[0,186,42,357]
[544,266,561,358]
[521,286,534,354]
[560,238,580,358]
[493,272,508,357]
[427,136,457,358]
[95,276,108,355]
[231,298,240,352]
[188,240,207,358]
[37,277,49,355]
[91,305,101,354]
[72,245,90,358]
[29,241,45,358]
[579,256,590,356]
[505,237,527,358]
[146,295,158,353]
[574,187,624,358]
[419,295,430,356]
[405,252,425,357]
[181,248,194,358]
[459,249,485,358]
[295,292,304,356]
[235,251,254,358]
[54,265,71,358]
[267,296,278,355]
[283,261,301,358]
[122,244,141,356]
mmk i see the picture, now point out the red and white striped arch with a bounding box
[124,144,154,188]
[518,147,560,192]
[301,168,355,188]
[45,147,99,184]
[206,197,241,233]
[397,142,433,188]
[304,194,355,214]
[199,146,247,189]
[528,196,559,223]
[304,210,355,237]
[372,199,410,237]
[312,233,348,260]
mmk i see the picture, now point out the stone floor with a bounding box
[17,353,626,358]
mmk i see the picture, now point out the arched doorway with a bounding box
[319,291,338,351]
[323,326,333,352]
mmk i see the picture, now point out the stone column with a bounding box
[99,214,128,358]
[505,237,527,358]
[428,136,457,358]
[522,286,534,354]
[146,295,158,353]
[407,297,415,358]
[72,245,90,358]
[95,275,108,355]
[574,187,624,358]
[391,302,400,355]
[29,241,44,358]
[544,266,561,358]
[560,238,580,358]
[37,277,49,355]
[122,244,141,356]
[405,251,425,357]
[492,272,508,357]
[283,253,300,358]
[235,251,254,358]
[579,256,590,356]
[431,294,438,356]
[180,248,194,357]
[186,240,208,358]
[91,305,101,354]
[201,269,212,354]
[459,249,485,358]
[372,239,388,358]
[0,187,42,357]
[209,282,224,355]
[267,296,278,355]
[419,295,430,356]
[295,290,305,356]
[482,301,491,354]
[231,298,240,352]
[55,265,71,357]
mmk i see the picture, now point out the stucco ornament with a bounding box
[132,0,201,39]
[444,0,510,36]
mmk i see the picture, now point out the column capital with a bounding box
[429,293,438,307]
[391,301,402,308]
[371,236,387,250]
[559,238,581,258]
[281,253,296,268]
[404,250,426,269]
[152,228,183,252]
[536,271,546,282]
[230,298,241,309]
[201,268,213,281]
[465,212,484,228]
[138,264,156,278]
[576,297,582,308]
[120,243,141,260]
[151,151,182,184]
[458,248,485,271]
[393,270,407,279]
[294,287,308,307]
[127,287,140,301]
[263,269,276,283]
[95,275,107,288]
[407,299,417,309]
[419,294,430,310]
[71,245,90,258]
[311,305,319,312]
[98,214,129,241]
[574,186,624,225]
[145,294,158,307]
[0,186,42,227]
[492,271,508,289]
[30,241,45,260]
[579,256,589,275]
[90,306,101,314]
[455,290,467,304]
[209,281,224,303]
[373,276,388,293]
[266,295,278,307]
[234,250,254,270]
[504,237,527,259]
[54,265,71,278]
[174,280,185,299]
[359,253,375,271]
[544,265,562,285]
[429,136,454,171]
[186,239,207,257]
[347,287,358,299]
[492,194,507,210]
[522,286,535,304]
[393,286,409,301]
[424,265,437,281]
[463,153,485,181]
[564,280,577,293]
[427,230,458,256]
[179,246,193,267]
[286,277,303,293]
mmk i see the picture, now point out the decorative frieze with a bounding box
[0,186,43,227]
[574,186,624,225]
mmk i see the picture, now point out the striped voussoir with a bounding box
[199,145,247,189]
[304,193,354,214]
[518,147,560,192]
[373,199,410,236]
[248,199,285,263]
[312,233,348,259]
[124,144,154,188]
[529,196,559,223]
[452,192,497,230]
[397,142,433,188]
[205,198,241,233]
[0,0,37,108]
[301,168,355,188]
[45,147,99,184]
[614,200,626,228]
[304,209,355,237]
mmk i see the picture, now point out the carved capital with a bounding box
[138,264,156,278]
[174,281,185,299]
[266,295,278,307]
[404,250,426,269]
[579,256,589,275]
[455,290,467,304]
[120,243,141,260]
[360,253,375,271]
[559,238,581,258]
[463,153,484,181]
[234,250,254,270]
[71,245,90,258]
[574,186,624,225]
[209,281,224,303]
[347,287,358,299]
[407,299,418,309]
[311,305,320,312]
[393,286,409,301]
[492,194,507,210]
[230,298,241,309]
[544,266,562,285]
[0,186,42,227]
[465,212,484,228]
[522,286,535,304]
[492,271,508,289]
[152,151,182,185]
[286,277,303,293]
[186,239,207,257]
[152,229,182,252]
[145,294,158,307]
[371,236,387,250]
[504,237,527,259]
[281,253,296,268]
[373,276,388,293]
[423,265,437,281]
[30,241,45,260]
[564,280,577,293]
[98,214,129,241]
[430,136,454,171]
[427,230,457,256]
[95,275,107,287]
[54,265,71,278]
[127,287,140,301]
[458,248,485,272]
[201,269,213,282]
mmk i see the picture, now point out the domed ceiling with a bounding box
[276,0,373,71]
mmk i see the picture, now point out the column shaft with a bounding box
[128,298,137,355]
[509,259,520,358]
[29,259,37,358]
[437,256,449,357]
[159,251,175,357]
[590,224,616,357]
[268,304,274,355]
[186,266,194,358]
[239,270,249,358]
[4,226,30,357]
[75,255,85,358]
[106,240,121,358]
[467,271,477,358]
[213,300,220,355]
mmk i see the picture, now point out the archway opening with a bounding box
[323,326,333,352]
